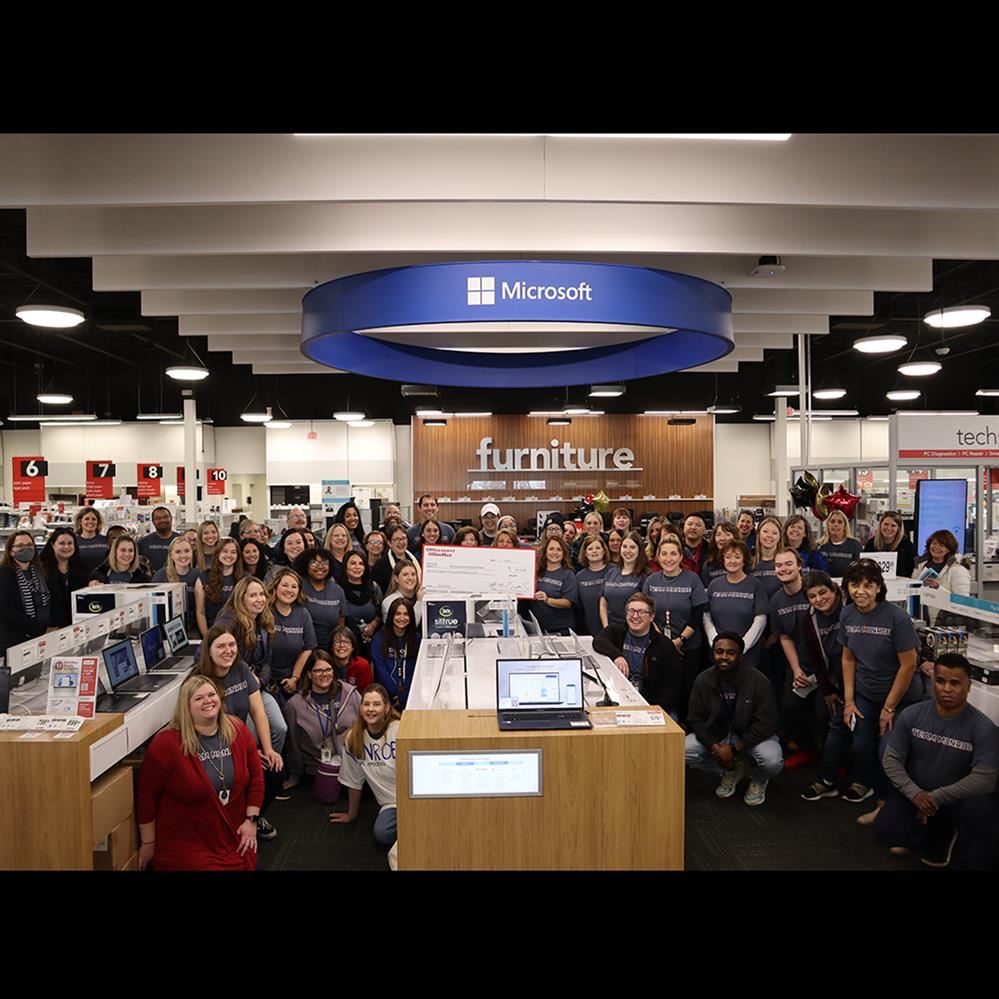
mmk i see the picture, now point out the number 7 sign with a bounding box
[86,460,116,499]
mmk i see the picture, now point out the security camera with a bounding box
[751,255,785,278]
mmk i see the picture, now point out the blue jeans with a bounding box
[246,690,288,754]
[373,806,397,848]
[819,697,853,785]
[852,691,921,800]
[685,732,784,780]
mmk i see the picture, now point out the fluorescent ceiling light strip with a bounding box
[294,133,792,141]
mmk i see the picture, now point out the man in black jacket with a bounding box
[592,592,683,720]
[685,632,783,806]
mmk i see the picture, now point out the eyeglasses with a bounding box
[626,608,651,617]
[311,668,334,676]
[309,558,327,566]
[332,639,352,647]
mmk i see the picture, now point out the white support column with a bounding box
[775,399,789,516]
[797,332,810,468]
[183,395,198,526]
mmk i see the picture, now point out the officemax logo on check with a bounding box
[466,276,593,306]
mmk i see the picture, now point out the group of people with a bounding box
[4,494,995,870]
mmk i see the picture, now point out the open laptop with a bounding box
[102,639,174,694]
[140,624,188,672]
[496,657,592,730]
[160,615,198,665]
[96,674,147,713]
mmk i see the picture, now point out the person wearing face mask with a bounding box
[152,536,205,634]
[73,507,110,570]
[372,524,421,594]
[840,559,921,827]
[863,510,916,579]
[782,515,830,573]
[39,528,90,629]
[196,538,244,635]
[575,535,611,636]
[138,506,180,572]
[406,494,456,546]
[192,624,281,841]
[478,503,501,545]
[599,530,649,628]
[818,510,862,578]
[0,532,50,660]
[90,534,153,585]
[280,650,363,796]
[680,515,709,576]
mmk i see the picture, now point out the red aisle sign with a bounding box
[207,468,227,495]
[137,462,163,500]
[86,460,116,500]
[12,455,47,503]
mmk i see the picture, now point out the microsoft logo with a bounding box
[466,276,495,306]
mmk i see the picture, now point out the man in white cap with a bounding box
[479,503,501,546]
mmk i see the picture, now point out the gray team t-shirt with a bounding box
[271,604,318,681]
[76,533,110,569]
[575,566,609,635]
[889,700,999,793]
[819,539,863,578]
[138,531,180,572]
[301,578,347,651]
[841,601,920,700]
[811,605,844,684]
[622,629,650,689]
[752,559,782,600]
[706,574,769,637]
[217,660,260,723]
[196,731,235,798]
[533,567,579,633]
[769,586,812,667]
[642,570,708,647]
[602,566,647,626]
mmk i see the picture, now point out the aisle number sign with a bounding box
[207,468,227,495]
[137,462,163,499]
[86,460,116,500]
[12,455,47,503]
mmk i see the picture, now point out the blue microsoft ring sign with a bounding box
[301,261,733,388]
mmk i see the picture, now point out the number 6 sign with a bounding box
[12,455,47,502]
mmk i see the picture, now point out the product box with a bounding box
[90,765,134,845]
[970,660,999,687]
[93,813,137,871]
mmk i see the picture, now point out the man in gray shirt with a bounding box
[137,506,180,571]
[875,653,999,868]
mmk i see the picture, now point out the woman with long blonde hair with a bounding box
[152,535,205,632]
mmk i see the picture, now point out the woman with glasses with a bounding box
[0,533,50,660]
[294,548,347,653]
[372,524,421,594]
[330,625,373,692]
[280,649,363,796]
[363,530,388,572]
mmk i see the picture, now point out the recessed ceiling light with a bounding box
[887,389,921,401]
[333,411,366,422]
[923,305,991,329]
[898,361,942,377]
[813,388,847,400]
[136,412,183,421]
[166,365,210,381]
[40,419,122,427]
[975,389,999,397]
[854,335,907,354]
[16,305,85,329]
[767,385,799,397]
[588,384,625,398]
[8,413,96,422]
[36,393,74,405]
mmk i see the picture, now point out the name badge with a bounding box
[320,746,333,764]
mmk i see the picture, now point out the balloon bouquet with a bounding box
[789,472,860,521]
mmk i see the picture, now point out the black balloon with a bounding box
[789,474,818,509]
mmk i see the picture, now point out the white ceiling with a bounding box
[2,132,997,377]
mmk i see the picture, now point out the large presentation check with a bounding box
[421,544,537,598]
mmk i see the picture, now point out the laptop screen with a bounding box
[102,640,139,691]
[140,626,163,668]
[163,616,187,654]
[496,658,584,710]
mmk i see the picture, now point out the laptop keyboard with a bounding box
[505,711,583,722]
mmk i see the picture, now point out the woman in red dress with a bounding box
[137,674,264,871]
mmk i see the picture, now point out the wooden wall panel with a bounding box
[412,415,713,530]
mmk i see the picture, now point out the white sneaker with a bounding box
[856,800,884,827]
[715,762,747,799]
[744,777,769,806]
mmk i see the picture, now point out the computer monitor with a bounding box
[162,615,187,655]
[496,658,584,710]
[102,640,139,692]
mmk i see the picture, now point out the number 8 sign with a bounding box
[137,463,163,499]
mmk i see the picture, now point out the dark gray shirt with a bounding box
[217,660,260,722]
[138,531,179,571]
[752,559,782,599]
[75,533,110,569]
[271,604,318,681]
[706,575,769,638]
[575,566,609,635]
[841,601,920,700]
[819,539,863,578]
[532,567,578,633]
[301,578,347,651]
[602,566,647,626]
[811,605,844,685]
[769,586,812,668]
[642,570,708,647]
[622,629,650,689]
[151,566,203,627]
[196,731,235,798]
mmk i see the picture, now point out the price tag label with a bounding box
[860,551,898,579]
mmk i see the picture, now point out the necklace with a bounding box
[198,732,230,805]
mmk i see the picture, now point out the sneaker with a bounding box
[783,750,818,770]
[715,762,747,799]
[889,846,912,857]
[922,830,958,868]
[274,776,300,801]
[801,779,839,802]
[841,782,874,804]
[744,777,769,806]
[856,801,884,827]
[257,816,278,840]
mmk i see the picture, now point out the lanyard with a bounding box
[313,696,338,741]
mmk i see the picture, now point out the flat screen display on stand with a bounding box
[915,479,968,555]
